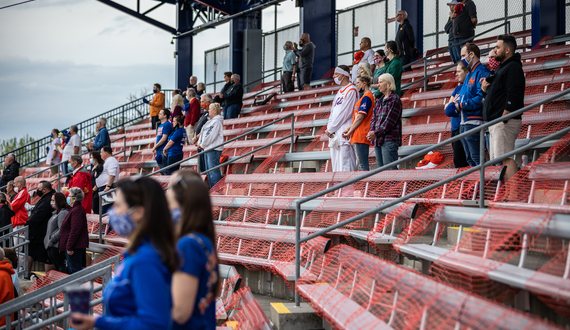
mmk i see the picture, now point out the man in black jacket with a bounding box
[26,180,55,273]
[214,72,233,109]
[220,74,244,120]
[482,35,525,181]
[1,154,19,192]
[395,10,416,72]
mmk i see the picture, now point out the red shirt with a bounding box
[185,98,201,127]
[69,167,93,214]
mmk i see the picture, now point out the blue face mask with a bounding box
[67,197,72,205]
[90,159,94,166]
[108,208,136,237]
[170,208,181,225]
[283,46,287,51]
[153,89,158,93]
[67,164,74,172]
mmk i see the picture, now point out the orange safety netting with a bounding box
[221,287,271,330]
[297,244,558,330]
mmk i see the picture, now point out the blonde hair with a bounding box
[378,73,396,92]
[171,94,185,109]
[358,61,372,78]
[210,102,222,115]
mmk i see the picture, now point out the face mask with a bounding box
[283,46,287,51]
[171,208,181,224]
[201,103,208,109]
[108,208,136,237]
[67,197,73,205]
[68,164,74,172]
[37,190,44,198]
[153,89,158,93]
[90,159,94,166]
[50,201,56,209]
[14,187,19,193]
[334,76,343,85]
[374,57,381,64]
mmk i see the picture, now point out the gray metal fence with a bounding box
[262,23,300,83]
[204,44,230,93]
[0,225,29,279]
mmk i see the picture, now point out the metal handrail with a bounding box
[95,112,296,243]
[0,91,173,168]
[0,226,29,279]
[0,255,120,330]
[402,21,511,91]
[293,85,570,306]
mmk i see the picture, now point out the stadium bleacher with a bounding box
[4,28,570,329]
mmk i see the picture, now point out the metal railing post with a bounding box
[506,21,511,35]
[99,195,103,244]
[479,129,486,208]
[423,59,428,91]
[290,116,295,153]
[57,166,61,191]
[123,137,127,160]
[24,227,29,278]
[294,201,301,307]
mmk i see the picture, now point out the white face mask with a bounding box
[14,187,19,193]
[334,76,344,85]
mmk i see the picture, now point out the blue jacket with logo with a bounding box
[456,61,490,123]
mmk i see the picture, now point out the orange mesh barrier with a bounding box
[222,287,271,330]
[297,244,559,330]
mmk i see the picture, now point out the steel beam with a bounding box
[531,0,566,47]
[397,0,423,55]
[177,0,194,89]
[96,0,176,34]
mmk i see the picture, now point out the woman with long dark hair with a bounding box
[44,192,69,273]
[167,170,219,329]
[70,177,179,330]
[90,151,104,214]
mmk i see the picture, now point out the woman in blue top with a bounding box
[163,115,188,175]
[445,60,470,168]
[71,177,179,330]
[167,170,220,330]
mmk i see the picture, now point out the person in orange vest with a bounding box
[143,83,165,130]
[0,248,15,327]
[67,155,92,214]
[342,75,375,171]
[10,176,29,229]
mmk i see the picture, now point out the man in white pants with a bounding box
[324,65,358,172]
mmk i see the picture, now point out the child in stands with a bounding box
[70,177,178,330]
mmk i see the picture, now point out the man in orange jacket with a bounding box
[0,248,15,326]
[143,83,165,130]
[10,176,29,228]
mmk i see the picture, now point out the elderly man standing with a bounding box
[194,93,213,173]
[61,125,81,178]
[68,155,92,214]
[294,33,316,90]
[324,65,358,172]
[143,83,165,130]
[96,146,120,214]
[220,74,244,120]
[395,10,416,72]
[281,41,297,93]
[26,181,55,274]
[183,88,201,142]
[1,154,19,191]
[91,118,110,153]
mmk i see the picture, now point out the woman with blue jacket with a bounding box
[71,177,179,330]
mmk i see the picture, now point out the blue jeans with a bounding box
[353,143,370,171]
[61,161,69,177]
[449,41,460,63]
[197,148,206,172]
[374,141,399,170]
[224,104,241,120]
[167,154,184,175]
[451,38,468,63]
[460,124,481,166]
[66,248,85,274]
[205,150,222,189]
[156,151,167,174]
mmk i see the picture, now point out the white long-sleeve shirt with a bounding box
[199,115,224,151]
[327,83,358,146]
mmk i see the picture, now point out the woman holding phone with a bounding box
[70,177,178,330]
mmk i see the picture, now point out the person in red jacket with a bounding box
[184,88,201,143]
[0,248,15,326]
[59,187,88,274]
[67,155,92,214]
[10,176,30,228]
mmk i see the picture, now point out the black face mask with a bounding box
[359,88,364,93]
[37,190,44,197]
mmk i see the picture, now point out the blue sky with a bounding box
[0,0,366,142]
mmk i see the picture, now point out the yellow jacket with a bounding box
[149,92,165,117]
